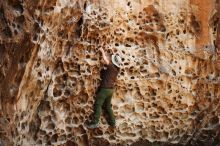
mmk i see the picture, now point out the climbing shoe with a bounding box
[86,122,99,129]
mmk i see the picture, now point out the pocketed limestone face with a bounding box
[8,0,220,146]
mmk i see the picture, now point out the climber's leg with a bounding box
[92,88,108,124]
[103,89,115,126]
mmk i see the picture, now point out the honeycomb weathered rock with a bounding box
[0,0,220,146]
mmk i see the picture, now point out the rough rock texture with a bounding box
[0,0,220,146]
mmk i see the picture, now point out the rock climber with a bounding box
[87,47,122,129]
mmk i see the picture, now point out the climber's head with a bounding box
[112,54,122,68]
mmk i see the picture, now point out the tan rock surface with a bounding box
[0,0,220,146]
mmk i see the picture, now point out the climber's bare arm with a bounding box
[100,48,110,65]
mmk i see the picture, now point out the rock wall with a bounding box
[0,0,220,146]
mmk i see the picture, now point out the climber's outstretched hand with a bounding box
[99,47,110,65]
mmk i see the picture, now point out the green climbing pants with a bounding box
[93,88,115,126]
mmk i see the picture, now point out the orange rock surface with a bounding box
[0,0,220,146]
